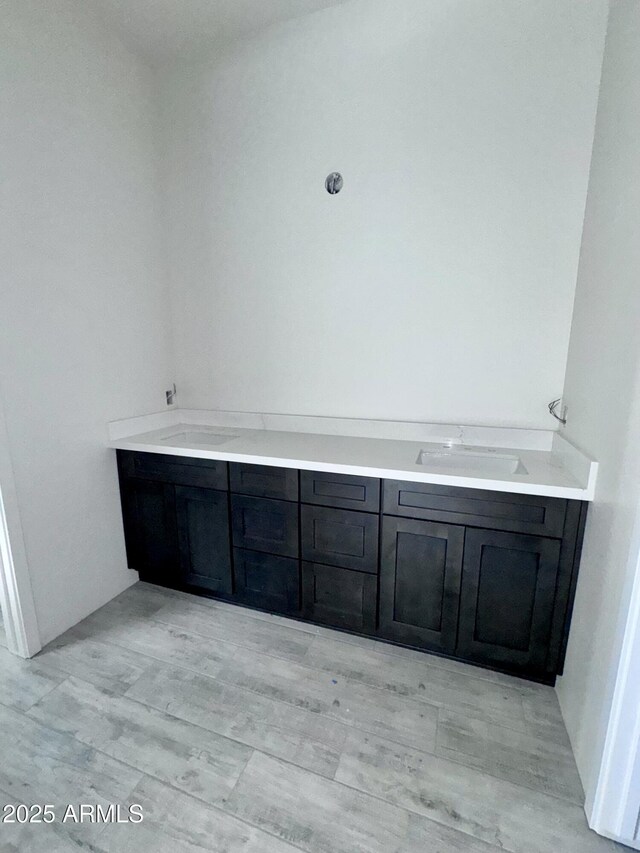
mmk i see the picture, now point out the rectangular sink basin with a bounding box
[417,447,527,477]
[160,431,239,447]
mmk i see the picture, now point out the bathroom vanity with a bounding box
[112,419,594,683]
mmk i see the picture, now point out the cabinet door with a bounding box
[301,505,378,573]
[380,517,464,653]
[234,549,300,614]
[457,529,561,674]
[175,486,232,594]
[302,562,377,633]
[121,479,178,581]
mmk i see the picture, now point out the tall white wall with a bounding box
[160,0,608,428]
[0,0,173,645]
[556,0,640,810]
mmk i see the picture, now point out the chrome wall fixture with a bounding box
[548,398,567,425]
[325,172,343,194]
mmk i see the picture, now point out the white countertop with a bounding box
[107,411,597,501]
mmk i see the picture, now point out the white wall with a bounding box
[160,0,608,428]
[556,0,640,812]
[0,0,173,645]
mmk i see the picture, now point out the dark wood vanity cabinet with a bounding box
[116,450,587,683]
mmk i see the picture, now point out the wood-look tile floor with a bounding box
[0,582,623,853]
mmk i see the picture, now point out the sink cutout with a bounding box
[416,447,527,477]
[160,431,239,447]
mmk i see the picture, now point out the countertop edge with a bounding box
[108,438,594,501]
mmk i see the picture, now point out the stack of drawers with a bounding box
[230,464,300,614]
[229,464,381,631]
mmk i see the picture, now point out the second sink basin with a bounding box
[417,446,528,477]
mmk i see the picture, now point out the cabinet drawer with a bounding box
[231,495,299,558]
[302,562,377,633]
[230,463,298,501]
[300,470,380,512]
[234,549,300,615]
[301,505,379,573]
[118,450,228,490]
[383,480,566,538]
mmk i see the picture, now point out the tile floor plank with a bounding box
[0,784,108,853]
[304,635,528,730]
[0,703,142,847]
[98,774,305,853]
[155,588,319,636]
[0,825,107,853]
[224,750,412,853]
[335,729,616,853]
[217,645,439,752]
[101,581,183,618]
[399,811,507,853]
[33,631,154,695]
[436,708,584,803]
[153,597,315,661]
[28,676,252,807]
[74,607,238,679]
[0,644,67,712]
[224,751,510,853]
[521,689,574,747]
[126,662,349,778]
